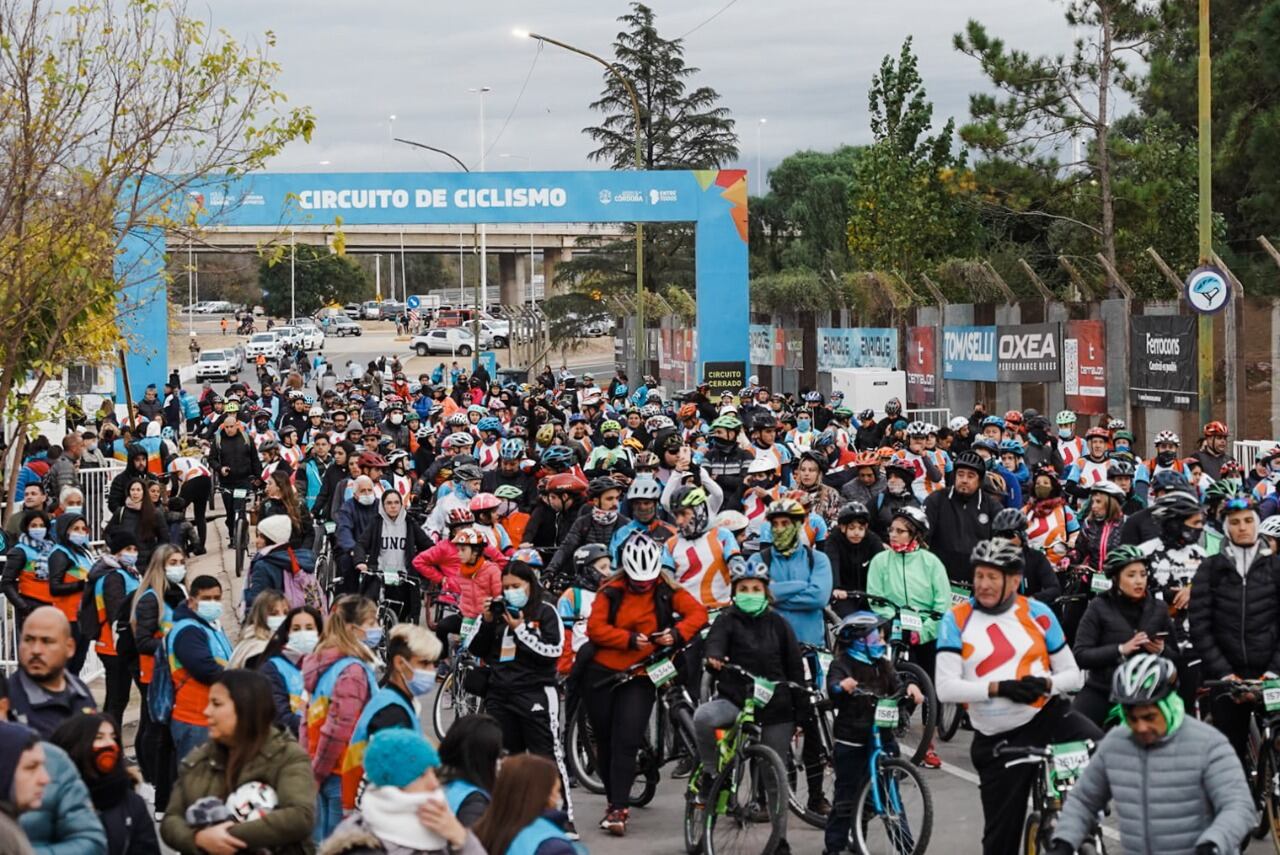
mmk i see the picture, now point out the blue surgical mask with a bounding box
[364,627,384,647]
[408,668,437,696]
[69,532,91,547]
[289,630,319,654]
[797,419,811,432]
[504,587,529,610]
[118,551,138,567]
[196,600,223,622]
[25,527,46,542]
[1058,427,1073,439]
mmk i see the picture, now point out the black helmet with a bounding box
[1110,653,1177,705]
[573,543,610,570]
[836,502,870,525]
[991,508,1028,538]
[1150,490,1202,522]
[953,450,985,474]
[587,476,622,499]
[1151,470,1190,494]
[835,611,887,646]
[970,538,1024,574]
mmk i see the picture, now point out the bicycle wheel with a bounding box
[629,745,661,807]
[233,517,248,578]
[1260,744,1280,847]
[894,662,938,765]
[937,702,964,742]
[431,670,482,742]
[852,756,933,855]
[705,743,789,855]
[1021,810,1041,855]
[564,706,605,795]
[786,712,835,829]
[684,782,707,855]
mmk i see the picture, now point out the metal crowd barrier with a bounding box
[1233,440,1275,475]
[905,408,953,427]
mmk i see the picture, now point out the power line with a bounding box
[678,0,743,39]
[484,39,543,164]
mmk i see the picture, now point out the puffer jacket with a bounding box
[300,647,376,784]
[865,546,951,643]
[704,605,806,726]
[162,726,316,855]
[19,741,106,855]
[1052,715,1253,855]
[411,541,502,618]
[1190,543,1280,679]
[1073,590,1174,693]
[545,506,630,580]
[1071,515,1123,573]
[246,545,316,611]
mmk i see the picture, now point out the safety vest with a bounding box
[443,779,487,815]
[93,567,140,655]
[267,655,305,714]
[666,528,735,608]
[1024,504,1069,555]
[168,617,233,725]
[302,657,377,786]
[47,545,92,622]
[341,683,410,809]
[136,589,174,685]
[14,543,54,605]
[507,817,572,855]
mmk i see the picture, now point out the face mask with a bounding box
[889,539,917,554]
[592,508,618,526]
[165,565,186,584]
[1179,524,1202,547]
[1156,451,1176,466]
[289,629,319,654]
[390,414,403,424]
[84,442,97,452]
[408,668,437,696]
[772,522,800,554]
[504,587,529,610]
[196,600,223,622]
[1033,484,1053,500]
[626,578,657,594]
[69,532,91,547]
[734,591,769,616]
[602,435,620,449]
[93,744,120,775]
[364,627,384,647]
[267,614,286,632]
[357,493,377,506]
[797,419,811,432]
[711,436,736,451]
[25,527,46,541]
[65,504,85,514]
[455,482,476,500]
[119,551,138,567]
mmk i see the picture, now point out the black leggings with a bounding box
[180,475,211,549]
[1071,683,1116,729]
[584,663,656,810]
[101,653,133,730]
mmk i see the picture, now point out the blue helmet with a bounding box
[161,426,177,441]
[477,416,503,434]
[500,438,526,460]
[998,438,1025,456]
[981,415,1006,429]
[540,445,576,469]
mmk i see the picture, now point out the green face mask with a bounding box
[734,591,769,616]
[772,521,800,554]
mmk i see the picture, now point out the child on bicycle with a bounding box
[696,557,806,855]
[823,611,922,855]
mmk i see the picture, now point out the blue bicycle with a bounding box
[845,686,933,855]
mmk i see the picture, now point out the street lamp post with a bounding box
[187,239,194,335]
[756,118,767,196]
[289,229,296,322]
[514,29,647,375]
[470,87,491,315]
[1197,0,1213,425]
[395,136,484,371]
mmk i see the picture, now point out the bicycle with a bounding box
[357,564,420,637]
[837,685,934,855]
[220,486,254,578]
[431,625,486,741]
[687,662,796,855]
[313,520,338,600]
[844,591,941,765]
[1204,677,1280,845]
[993,738,1105,855]
[937,582,973,743]
[784,644,840,829]
[567,645,701,810]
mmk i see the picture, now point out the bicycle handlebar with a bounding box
[716,661,810,694]
[841,590,946,621]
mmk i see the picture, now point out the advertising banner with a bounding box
[906,327,938,406]
[703,361,745,398]
[816,328,899,372]
[783,328,804,371]
[1129,315,1198,410]
[942,325,997,381]
[659,328,696,388]
[996,323,1063,382]
[749,324,780,367]
[1064,320,1107,415]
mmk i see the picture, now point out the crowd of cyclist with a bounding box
[3,358,1278,854]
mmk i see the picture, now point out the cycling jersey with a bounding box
[662,527,739,608]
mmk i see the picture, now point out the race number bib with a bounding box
[752,677,776,705]
[874,698,899,729]
[1051,741,1091,783]
[460,617,481,648]
[1090,574,1112,594]
[1264,680,1280,713]
[648,658,677,688]
[899,611,924,632]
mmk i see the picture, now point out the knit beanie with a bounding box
[364,728,439,788]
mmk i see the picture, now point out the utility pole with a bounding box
[1197,0,1214,426]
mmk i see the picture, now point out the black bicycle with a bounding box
[219,486,254,578]
[1205,678,1280,846]
[993,739,1105,855]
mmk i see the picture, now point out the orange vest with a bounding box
[14,544,53,606]
[168,618,233,725]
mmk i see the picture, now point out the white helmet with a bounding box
[747,455,777,475]
[948,417,969,432]
[226,781,279,822]
[1260,515,1280,541]
[309,405,324,417]
[713,510,750,533]
[620,533,663,582]
[1154,430,1181,445]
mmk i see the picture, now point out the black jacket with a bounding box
[1190,545,1280,679]
[704,606,806,726]
[923,487,999,584]
[352,513,433,573]
[827,653,900,742]
[1120,505,1161,547]
[546,507,630,580]
[106,463,150,513]
[1020,546,1062,604]
[472,598,563,692]
[1073,590,1173,692]
[824,532,884,600]
[208,429,261,488]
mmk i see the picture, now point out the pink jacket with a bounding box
[300,646,374,781]
[412,541,505,618]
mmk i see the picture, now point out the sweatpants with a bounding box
[584,663,655,811]
[485,684,574,822]
[970,697,1102,855]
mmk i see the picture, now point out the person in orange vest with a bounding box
[1,511,58,631]
[166,574,232,762]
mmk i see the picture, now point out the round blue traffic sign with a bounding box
[1185,265,1230,315]
[406,295,420,309]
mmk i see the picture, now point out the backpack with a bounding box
[77,565,109,642]
[282,548,327,612]
[147,636,181,724]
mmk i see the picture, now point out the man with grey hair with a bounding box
[334,475,380,595]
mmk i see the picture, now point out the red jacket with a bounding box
[587,577,707,672]
[412,541,504,618]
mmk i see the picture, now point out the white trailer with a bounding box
[829,368,907,419]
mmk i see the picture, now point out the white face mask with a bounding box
[288,630,319,654]
[267,614,286,632]
[357,493,377,506]
[165,565,186,584]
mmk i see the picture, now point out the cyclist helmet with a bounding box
[672,485,710,538]
[729,557,769,585]
[620,533,663,582]
[1220,459,1244,479]
[837,502,871,526]
[573,543,610,571]
[991,507,1028,538]
[587,476,622,499]
[385,449,409,465]
[1259,515,1280,541]
[713,510,750,533]
[1113,430,1135,444]
[1055,410,1076,426]
[970,538,1025,574]
[446,507,475,527]
[1151,470,1190,493]
[540,446,576,469]
[1107,460,1136,479]
[857,408,876,422]
[1090,480,1126,501]
[765,497,807,520]
[447,413,469,428]
[981,415,1006,429]
[258,438,280,453]
[835,611,888,647]
[1222,493,1257,514]
[600,419,623,434]
[1102,544,1148,577]
[804,391,823,404]
[1154,430,1180,446]
[671,484,709,510]
[832,406,854,419]
[468,493,500,513]
[1150,490,1203,522]
[710,414,743,432]
[678,403,698,420]
[450,528,485,546]
[884,398,903,417]
[949,416,970,432]
[1084,426,1111,442]
[443,432,474,449]
[905,421,930,438]
[357,451,390,472]
[627,478,663,501]
[500,438,525,460]
[999,438,1025,456]
[1203,421,1229,437]
[892,506,930,540]
[1204,478,1242,506]
[510,546,544,568]
[640,404,661,419]
[634,451,660,469]
[452,463,484,482]
[476,416,502,433]
[493,484,524,501]
[545,472,588,494]
[1107,419,1127,432]
[851,451,880,469]
[1110,653,1177,705]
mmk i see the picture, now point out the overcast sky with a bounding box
[214,0,1078,181]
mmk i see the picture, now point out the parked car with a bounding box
[245,331,284,360]
[411,327,478,357]
[479,319,510,348]
[360,300,383,320]
[195,349,237,381]
[288,318,325,350]
[380,300,404,319]
[328,316,362,337]
[274,325,304,351]
[204,300,235,314]
[343,303,361,319]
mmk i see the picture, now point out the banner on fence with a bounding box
[1064,320,1108,415]
[1130,314,1198,410]
[816,328,899,372]
[996,323,1062,382]
[783,328,804,371]
[906,327,938,406]
[942,325,997,381]
[703,361,745,397]
[749,324,783,367]
[659,328,696,388]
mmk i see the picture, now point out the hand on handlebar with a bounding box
[356,563,368,574]
[839,676,857,693]
[906,683,924,705]
[706,657,724,671]
[1170,586,1191,611]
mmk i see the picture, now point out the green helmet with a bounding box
[1205,477,1242,505]
[833,406,854,418]
[671,485,708,509]
[1102,544,1147,578]
[711,414,743,432]
[600,420,622,433]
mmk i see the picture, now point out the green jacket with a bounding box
[161,726,317,855]
[866,547,952,643]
